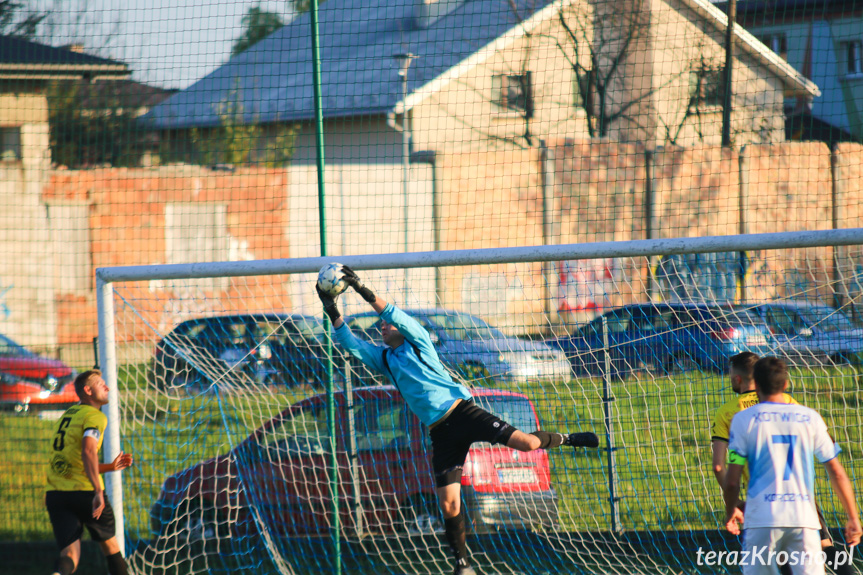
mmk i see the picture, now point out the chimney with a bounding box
[62,44,85,53]
[414,0,465,29]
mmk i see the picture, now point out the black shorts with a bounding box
[45,490,117,549]
[429,399,517,488]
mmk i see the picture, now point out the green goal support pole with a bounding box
[309,0,341,572]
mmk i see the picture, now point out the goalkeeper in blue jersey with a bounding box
[317,267,598,575]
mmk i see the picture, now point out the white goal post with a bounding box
[96,227,863,557]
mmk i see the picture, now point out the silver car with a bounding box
[750,301,863,365]
[345,309,571,382]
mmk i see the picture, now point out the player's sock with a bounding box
[531,431,565,449]
[105,552,129,575]
[563,432,600,448]
[53,556,74,575]
[444,512,469,568]
[823,545,853,575]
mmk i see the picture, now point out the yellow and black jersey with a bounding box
[46,404,107,492]
[710,391,799,443]
[711,391,799,486]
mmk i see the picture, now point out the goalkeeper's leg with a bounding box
[509,430,600,450]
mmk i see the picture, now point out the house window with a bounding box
[689,69,723,108]
[492,72,533,117]
[0,127,21,161]
[758,34,788,61]
[846,41,863,76]
[47,204,92,295]
[165,203,230,292]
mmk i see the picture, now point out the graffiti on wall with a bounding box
[655,251,829,304]
[0,284,12,320]
[656,252,742,303]
[557,259,622,312]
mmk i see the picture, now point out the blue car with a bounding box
[148,313,328,389]
[547,303,775,377]
[748,301,863,366]
[343,309,571,383]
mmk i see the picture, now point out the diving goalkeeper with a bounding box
[317,267,598,575]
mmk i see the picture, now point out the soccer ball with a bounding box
[317,263,348,297]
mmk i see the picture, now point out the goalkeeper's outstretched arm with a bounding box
[342,266,387,313]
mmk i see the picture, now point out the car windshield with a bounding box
[254,317,325,345]
[717,306,766,326]
[797,307,856,332]
[474,396,538,434]
[423,313,505,341]
[0,334,33,357]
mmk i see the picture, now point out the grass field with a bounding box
[3,363,862,574]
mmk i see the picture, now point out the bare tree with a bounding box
[435,0,722,149]
[0,0,48,37]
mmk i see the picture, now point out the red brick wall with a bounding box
[43,166,290,348]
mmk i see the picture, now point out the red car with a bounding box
[0,334,77,413]
[150,387,559,540]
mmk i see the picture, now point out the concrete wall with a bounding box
[2,136,858,356]
[0,88,57,349]
[431,139,863,330]
[285,118,437,315]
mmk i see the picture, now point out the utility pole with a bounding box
[394,53,417,301]
[722,0,736,147]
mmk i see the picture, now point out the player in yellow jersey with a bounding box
[45,370,133,575]
[711,353,852,575]
[711,352,799,489]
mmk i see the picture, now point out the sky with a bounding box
[35,0,297,89]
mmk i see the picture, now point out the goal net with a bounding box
[101,231,863,575]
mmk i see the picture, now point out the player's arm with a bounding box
[331,322,387,373]
[823,458,862,546]
[710,406,732,490]
[379,304,436,352]
[98,451,133,474]
[711,439,728,490]
[341,266,387,313]
[723,461,745,535]
[81,434,106,519]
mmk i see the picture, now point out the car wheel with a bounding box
[403,496,444,535]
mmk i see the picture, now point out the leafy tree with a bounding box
[163,84,299,168]
[47,81,145,168]
[231,5,284,56]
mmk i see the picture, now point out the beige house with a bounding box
[144,0,818,315]
[0,34,127,347]
[406,0,819,150]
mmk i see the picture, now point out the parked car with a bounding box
[343,309,571,383]
[748,301,863,366]
[149,387,560,540]
[547,303,775,377]
[148,314,327,390]
[0,334,77,413]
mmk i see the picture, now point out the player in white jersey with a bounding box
[724,357,861,575]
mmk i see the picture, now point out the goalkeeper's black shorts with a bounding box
[429,399,517,487]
